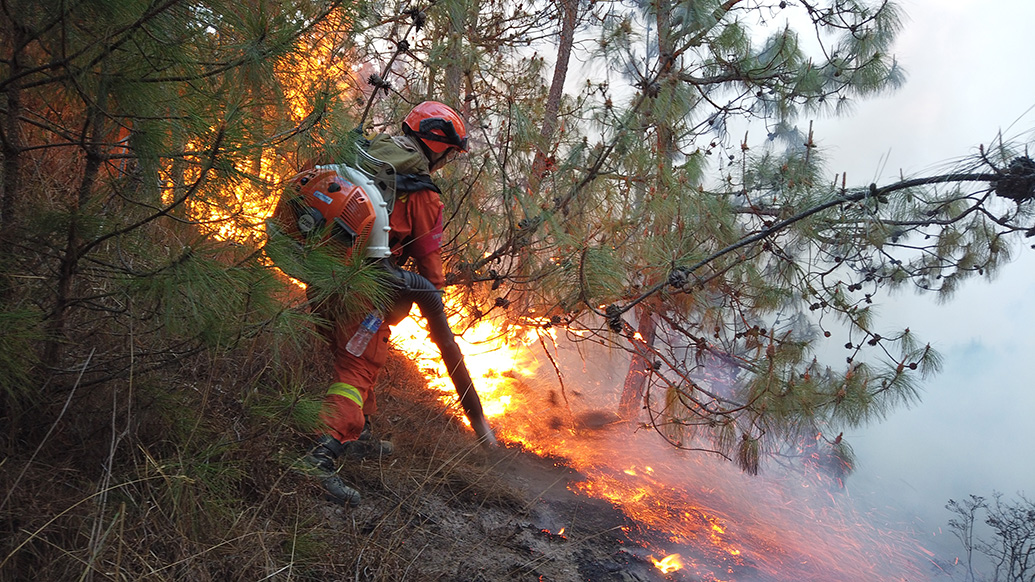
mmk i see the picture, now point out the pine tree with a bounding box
[0,1,392,576]
[346,0,1035,474]
[0,0,383,436]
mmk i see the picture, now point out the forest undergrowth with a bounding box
[0,339,651,582]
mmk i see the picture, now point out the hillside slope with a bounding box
[287,354,675,582]
[1,349,676,582]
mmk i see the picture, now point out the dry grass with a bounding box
[0,345,539,582]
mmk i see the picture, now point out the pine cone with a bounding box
[994,156,1035,203]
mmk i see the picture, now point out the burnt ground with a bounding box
[289,353,687,582]
[308,442,684,582]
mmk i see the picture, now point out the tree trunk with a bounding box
[0,23,26,236]
[1,90,21,234]
[619,0,676,420]
[619,303,658,419]
[528,0,578,192]
[442,1,477,105]
[654,0,677,159]
[43,74,108,369]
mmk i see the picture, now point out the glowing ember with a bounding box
[652,553,684,573]
[539,527,567,542]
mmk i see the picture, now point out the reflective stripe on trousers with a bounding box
[327,382,364,408]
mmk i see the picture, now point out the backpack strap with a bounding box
[357,133,441,205]
[396,173,441,194]
[355,147,399,214]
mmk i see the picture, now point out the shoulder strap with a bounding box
[396,173,441,194]
[358,134,441,200]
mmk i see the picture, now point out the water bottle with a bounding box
[346,311,383,356]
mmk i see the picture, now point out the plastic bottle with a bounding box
[346,311,383,356]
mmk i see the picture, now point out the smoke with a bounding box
[844,250,1035,570]
[804,1,1035,573]
[497,334,937,581]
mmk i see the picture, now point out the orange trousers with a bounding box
[312,305,391,443]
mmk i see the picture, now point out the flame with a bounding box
[389,300,936,581]
[166,7,356,247]
[392,305,541,427]
[652,553,684,573]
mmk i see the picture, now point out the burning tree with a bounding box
[0,0,378,394]
[342,0,1035,475]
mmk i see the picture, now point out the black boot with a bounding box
[344,416,394,459]
[301,435,361,507]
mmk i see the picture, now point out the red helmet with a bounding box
[402,101,468,155]
[269,167,376,254]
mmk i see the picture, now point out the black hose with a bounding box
[387,266,497,447]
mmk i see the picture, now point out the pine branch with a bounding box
[616,170,1003,319]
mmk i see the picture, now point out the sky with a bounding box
[805,0,1035,558]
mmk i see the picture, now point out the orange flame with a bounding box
[391,304,542,427]
[173,8,356,247]
[651,553,684,573]
[388,301,934,582]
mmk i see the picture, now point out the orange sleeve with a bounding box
[413,248,445,289]
[390,189,446,289]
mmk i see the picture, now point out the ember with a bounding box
[540,528,568,542]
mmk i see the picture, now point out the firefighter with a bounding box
[302,101,469,507]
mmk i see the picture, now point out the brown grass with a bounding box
[0,344,540,582]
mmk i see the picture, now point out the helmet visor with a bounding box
[415,118,468,152]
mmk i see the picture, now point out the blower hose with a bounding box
[386,266,498,447]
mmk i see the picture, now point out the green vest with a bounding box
[359,134,441,199]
